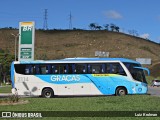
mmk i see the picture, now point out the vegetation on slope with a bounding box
[0,29,160,77]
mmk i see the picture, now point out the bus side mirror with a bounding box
[134,67,150,76]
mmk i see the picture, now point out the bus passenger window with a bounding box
[105,64,111,73]
[46,65,51,74]
[64,69,67,73]
[101,64,105,73]
[51,65,57,74]
[75,64,87,74]
[55,69,58,73]
[25,65,35,75]
[52,65,59,74]
[14,64,26,74]
[60,65,67,74]
[40,65,47,74]
[25,66,29,74]
[25,68,30,74]
[53,65,69,74]
[35,65,40,74]
[83,66,86,73]
[67,64,73,74]
[72,64,76,74]
[112,65,118,74]
[89,64,103,74]
[106,63,126,76]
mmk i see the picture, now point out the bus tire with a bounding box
[115,87,127,96]
[42,88,54,98]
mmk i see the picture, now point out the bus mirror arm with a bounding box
[133,67,150,76]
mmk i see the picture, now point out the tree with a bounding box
[96,25,102,30]
[89,23,97,30]
[89,23,96,30]
[115,26,120,32]
[110,24,115,31]
[0,51,14,85]
[128,29,139,36]
[110,24,120,32]
[104,24,109,30]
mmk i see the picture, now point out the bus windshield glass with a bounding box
[123,62,147,83]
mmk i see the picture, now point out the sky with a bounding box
[1,0,160,43]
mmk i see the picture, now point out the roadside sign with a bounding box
[95,51,109,57]
[136,58,151,65]
[19,22,35,61]
[20,48,32,59]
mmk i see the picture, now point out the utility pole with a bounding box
[69,12,73,29]
[43,9,48,30]
[11,33,19,61]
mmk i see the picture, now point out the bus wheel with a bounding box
[116,87,127,96]
[42,88,54,98]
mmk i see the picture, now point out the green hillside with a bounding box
[0,29,160,76]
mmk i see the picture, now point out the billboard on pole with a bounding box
[136,58,151,65]
[19,21,35,61]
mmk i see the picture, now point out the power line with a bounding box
[43,9,48,30]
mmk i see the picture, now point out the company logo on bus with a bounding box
[50,75,80,82]
[138,88,142,92]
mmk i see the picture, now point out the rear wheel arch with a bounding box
[42,87,54,98]
[115,86,128,96]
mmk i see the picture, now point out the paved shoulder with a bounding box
[0,93,12,98]
[148,86,160,96]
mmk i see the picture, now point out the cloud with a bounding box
[104,10,123,19]
[140,33,150,39]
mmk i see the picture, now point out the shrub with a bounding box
[9,94,20,103]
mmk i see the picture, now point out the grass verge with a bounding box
[0,95,160,119]
[0,85,11,93]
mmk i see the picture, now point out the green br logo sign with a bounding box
[19,22,35,61]
[21,25,33,44]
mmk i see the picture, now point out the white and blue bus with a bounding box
[11,58,149,98]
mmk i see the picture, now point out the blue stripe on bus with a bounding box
[11,62,15,88]
[35,74,137,95]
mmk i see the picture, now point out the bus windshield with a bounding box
[123,62,147,83]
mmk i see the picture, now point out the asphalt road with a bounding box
[148,86,160,97]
